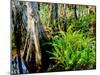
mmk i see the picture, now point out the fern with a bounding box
[49,25,96,70]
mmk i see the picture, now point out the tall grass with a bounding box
[49,25,96,70]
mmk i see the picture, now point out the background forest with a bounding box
[11,0,96,74]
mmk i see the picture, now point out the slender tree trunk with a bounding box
[74,5,78,19]
[48,4,52,26]
[63,4,67,32]
[50,3,58,31]
[58,4,61,31]
[54,3,58,26]
[38,3,40,11]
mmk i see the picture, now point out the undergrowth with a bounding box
[48,25,96,71]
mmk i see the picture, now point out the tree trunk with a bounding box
[51,4,58,28]
[74,5,78,19]
[26,2,42,72]
[12,0,23,73]
[63,4,67,32]
[24,2,48,72]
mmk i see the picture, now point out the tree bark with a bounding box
[12,0,23,73]
[63,4,67,32]
[25,2,48,72]
[74,5,78,19]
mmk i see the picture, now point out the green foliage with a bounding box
[49,25,96,70]
[12,2,96,72]
[68,14,96,33]
[39,4,50,26]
